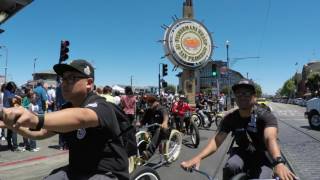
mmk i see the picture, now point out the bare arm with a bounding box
[2,106,99,133]
[13,127,56,140]
[1,121,56,140]
[264,127,281,159]
[264,127,297,179]
[181,131,228,169]
[194,131,228,160]
[161,111,169,129]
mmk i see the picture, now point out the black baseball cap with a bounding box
[53,59,94,79]
[232,78,256,93]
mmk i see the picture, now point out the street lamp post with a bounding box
[0,45,8,83]
[226,40,231,110]
[33,57,37,79]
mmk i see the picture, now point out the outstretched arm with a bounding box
[264,127,297,180]
[181,131,228,170]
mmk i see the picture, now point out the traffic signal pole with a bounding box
[158,63,161,96]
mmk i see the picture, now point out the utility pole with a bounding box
[33,58,37,79]
[0,46,8,83]
[226,40,231,109]
[158,63,162,96]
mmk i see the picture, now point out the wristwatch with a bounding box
[273,156,286,167]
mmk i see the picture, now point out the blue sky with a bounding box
[0,0,320,95]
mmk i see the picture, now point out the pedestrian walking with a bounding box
[120,86,136,124]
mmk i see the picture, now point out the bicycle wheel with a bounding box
[230,172,247,180]
[188,121,200,148]
[128,156,136,174]
[136,131,150,156]
[130,166,161,180]
[164,129,182,163]
[191,114,201,127]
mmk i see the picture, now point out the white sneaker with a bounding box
[29,148,39,152]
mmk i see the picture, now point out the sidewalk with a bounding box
[0,134,68,167]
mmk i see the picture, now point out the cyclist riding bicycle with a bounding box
[181,79,297,180]
[171,95,192,132]
[0,60,129,180]
[137,95,170,160]
[196,94,211,127]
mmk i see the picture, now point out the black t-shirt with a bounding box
[141,104,168,125]
[61,92,129,180]
[196,98,206,110]
[219,107,278,151]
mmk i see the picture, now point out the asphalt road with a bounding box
[270,102,320,180]
[155,125,232,180]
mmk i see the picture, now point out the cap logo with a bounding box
[84,66,91,76]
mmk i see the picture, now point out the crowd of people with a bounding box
[0,59,297,180]
[0,80,56,152]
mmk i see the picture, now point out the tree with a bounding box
[280,79,296,97]
[254,82,262,97]
[164,84,176,94]
[221,86,230,95]
[306,72,320,97]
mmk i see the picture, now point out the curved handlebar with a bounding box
[190,167,214,180]
[144,123,161,128]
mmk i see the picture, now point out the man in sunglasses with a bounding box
[0,59,129,180]
[181,79,297,180]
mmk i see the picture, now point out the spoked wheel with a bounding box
[136,131,151,156]
[187,121,200,148]
[130,166,161,180]
[191,114,201,127]
[164,129,182,163]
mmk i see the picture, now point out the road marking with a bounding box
[0,151,68,167]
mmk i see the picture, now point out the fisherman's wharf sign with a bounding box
[163,19,213,69]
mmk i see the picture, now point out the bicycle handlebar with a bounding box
[183,166,286,180]
[189,167,214,180]
[138,123,161,130]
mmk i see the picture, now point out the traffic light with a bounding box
[212,63,218,77]
[162,64,168,76]
[162,81,168,88]
[59,40,70,63]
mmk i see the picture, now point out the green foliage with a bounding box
[306,72,320,96]
[280,79,296,97]
[221,86,230,95]
[254,82,262,97]
[164,84,176,94]
[202,88,212,95]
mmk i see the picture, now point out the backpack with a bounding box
[108,102,137,157]
[78,93,137,157]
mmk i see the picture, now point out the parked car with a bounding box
[305,97,320,130]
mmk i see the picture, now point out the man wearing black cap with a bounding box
[0,59,129,180]
[181,79,297,180]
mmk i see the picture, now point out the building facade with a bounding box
[177,60,244,95]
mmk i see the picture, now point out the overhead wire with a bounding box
[257,0,271,57]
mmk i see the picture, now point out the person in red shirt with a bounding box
[171,95,192,131]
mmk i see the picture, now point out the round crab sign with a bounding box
[163,19,213,70]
